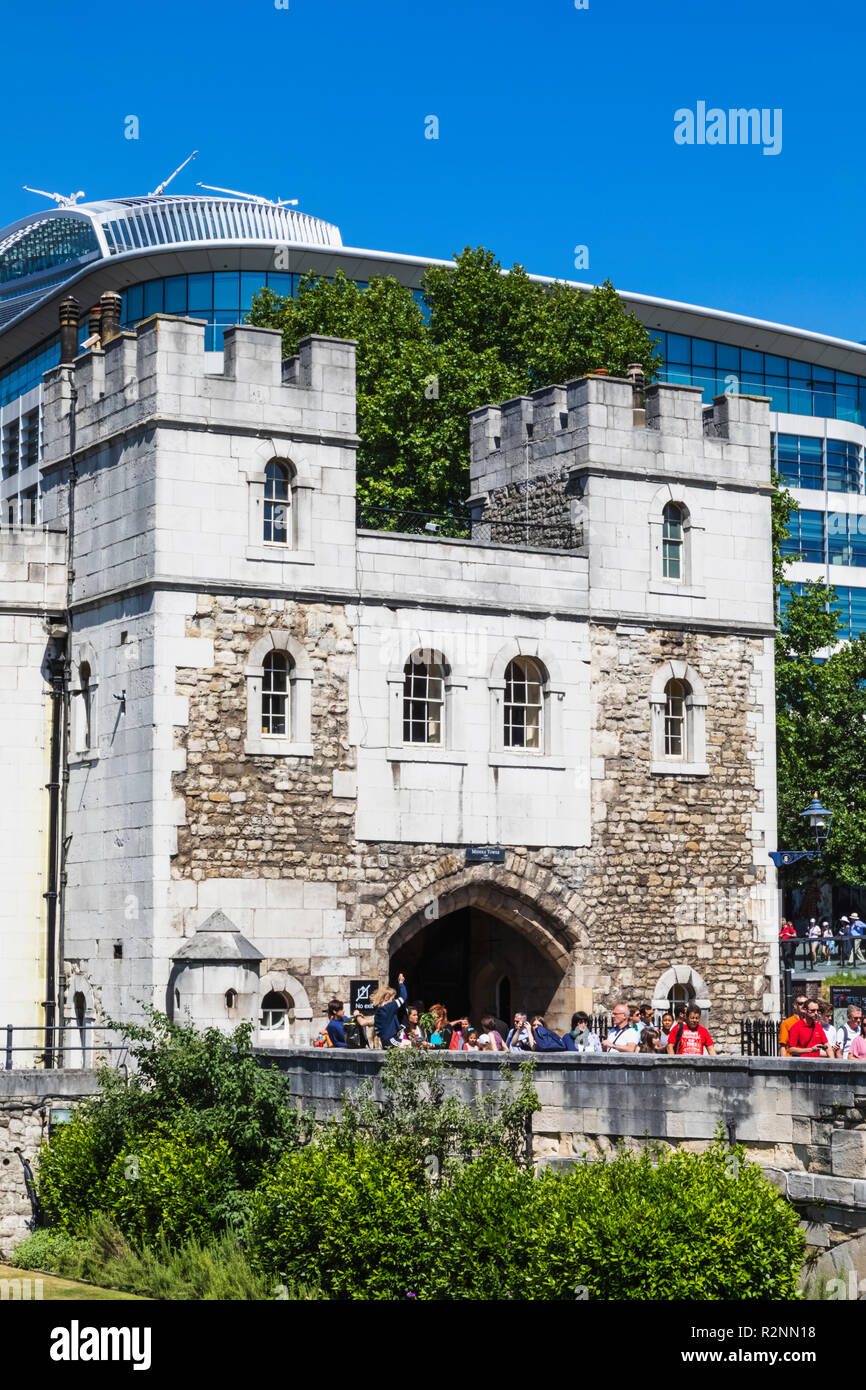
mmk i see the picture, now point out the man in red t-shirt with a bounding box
[667,1005,716,1055]
[787,999,832,1058]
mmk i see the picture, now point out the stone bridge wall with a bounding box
[5,1055,866,1285]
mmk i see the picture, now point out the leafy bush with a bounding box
[36,1010,303,1241]
[101,1131,236,1244]
[11,1214,317,1301]
[247,1136,804,1301]
[426,1140,805,1301]
[327,1046,539,1183]
[246,1144,429,1300]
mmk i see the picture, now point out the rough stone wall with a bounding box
[475,470,580,549]
[173,594,356,879]
[170,592,772,1047]
[580,622,771,1035]
[0,1071,100,1257]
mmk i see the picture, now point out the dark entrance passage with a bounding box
[390,905,565,1028]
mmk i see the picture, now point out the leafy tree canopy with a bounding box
[248,248,660,517]
[774,477,866,883]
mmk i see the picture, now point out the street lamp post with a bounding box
[769,794,834,1016]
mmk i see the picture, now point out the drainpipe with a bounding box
[43,655,65,1067]
[51,299,80,1067]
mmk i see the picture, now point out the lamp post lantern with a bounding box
[799,794,834,857]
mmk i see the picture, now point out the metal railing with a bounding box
[780,933,866,973]
[739,1018,781,1057]
[356,504,583,550]
[3,1023,127,1071]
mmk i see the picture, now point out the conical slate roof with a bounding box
[172,910,264,964]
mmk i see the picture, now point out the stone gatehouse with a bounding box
[1,314,779,1048]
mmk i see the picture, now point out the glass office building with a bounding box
[2,188,866,635]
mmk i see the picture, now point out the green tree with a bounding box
[248,249,660,517]
[36,1011,303,1240]
[773,476,866,883]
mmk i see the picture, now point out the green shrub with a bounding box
[37,1112,116,1233]
[426,1157,569,1299]
[8,1226,77,1272]
[101,1130,237,1245]
[426,1140,805,1301]
[12,1215,320,1301]
[246,1144,429,1299]
[326,1046,539,1180]
[36,1010,304,1241]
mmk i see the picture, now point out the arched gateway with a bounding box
[379,863,582,1033]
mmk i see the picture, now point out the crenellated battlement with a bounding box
[41,317,358,468]
[469,372,772,499]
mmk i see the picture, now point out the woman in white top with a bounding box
[822,921,835,962]
[808,919,822,966]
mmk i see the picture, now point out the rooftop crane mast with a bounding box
[148,150,198,197]
[22,187,86,208]
[196,182,298,207]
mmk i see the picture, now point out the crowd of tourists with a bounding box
[778,993,866,1059]
[779,913,866,969]
[316,980,717,1055]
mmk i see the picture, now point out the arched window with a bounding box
[71,655,98,758]
[403,652,446,745]
[79,662,93,751]
[662,502,684,580]
[664,678,689,759]
[261,650,291,737]
[263,461,291,545]
[668,982,695,1010]
[504,657,544,750]
[245,633,313,757]
[260,990,292,1032]
[650,661,708,776]
[225,989,238,1010]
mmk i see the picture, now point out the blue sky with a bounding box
[3,0,865,339]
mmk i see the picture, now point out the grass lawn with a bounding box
[0,1262,150,1301]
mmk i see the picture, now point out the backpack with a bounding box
[342,1020,366,1049]
[448,1030,464,1051]
[533,1025,566,1052]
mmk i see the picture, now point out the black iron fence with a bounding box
[3,1023,127,1070]
[739,1018,781,1057]
[356,505,583,550]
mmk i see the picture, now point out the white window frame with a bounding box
[648,489,705,598]
[650,660,708,776]
[244,632,313,757]
[487,643,566,768]
[661,502,685,582]
[245,451,314,564]
[387,649,468,762]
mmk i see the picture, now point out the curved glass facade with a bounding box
[5,273,866,420]
[120,270,302,350]
[654,328,866,424]
[0,218,100,286]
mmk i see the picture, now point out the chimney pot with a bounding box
[59,297,81,364]
[99,291,123,345]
